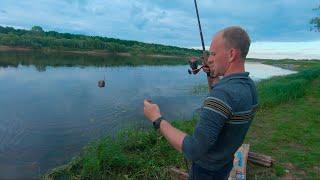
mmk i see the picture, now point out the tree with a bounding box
[31,26,44,33]
[310,5,320,31]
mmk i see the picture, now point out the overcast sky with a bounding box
[0,0,319,59]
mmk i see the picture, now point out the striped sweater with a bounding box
[182,72,258,171]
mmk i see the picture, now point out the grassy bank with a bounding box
[247,58,320,71]
[45,60,320,179]
[0,51,188,70]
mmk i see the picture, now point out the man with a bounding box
[144,26,258,179]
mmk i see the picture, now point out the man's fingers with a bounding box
[144,100,149,107]
[146,98,153,103]
[203,65,210,73]
[144,99,153,107]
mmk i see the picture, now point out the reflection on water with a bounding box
[0,52,295,178]
[0,51,187,69]
[246,62,295,80]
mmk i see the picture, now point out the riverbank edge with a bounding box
[44,60,320,179]
[2,45,320,62]
[0,45,188,59]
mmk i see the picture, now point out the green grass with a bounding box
[258,65,320,109]
[45,119,197,179]
[246,78,320,179]
[45,60,320,179]
[247,58,320,71]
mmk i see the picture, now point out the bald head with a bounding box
[219,26,251,59]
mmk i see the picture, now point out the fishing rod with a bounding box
[194,0,205,52]
[189,0,212,89]
[188,0,210,77]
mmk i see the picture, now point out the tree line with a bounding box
[0,26,201,56]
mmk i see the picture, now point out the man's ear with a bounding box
[229,48,241,62]
[228,48,237,62]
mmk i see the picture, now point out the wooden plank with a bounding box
[247,159,272,167]
[169,167,189,180]
[248,152,273,162]
[247,152,274,167]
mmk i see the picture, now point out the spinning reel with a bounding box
[188,57,204,75]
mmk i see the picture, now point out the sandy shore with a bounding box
[0,45,31,51]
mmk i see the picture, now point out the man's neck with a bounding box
[224,60,245,76]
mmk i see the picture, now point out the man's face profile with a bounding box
[208,33,230,77]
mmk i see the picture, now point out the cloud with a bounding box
[0,0,319,48]
[130,4,151,30]
[192,41,320,60]
[248,41,320,59]
[0,9,7,14]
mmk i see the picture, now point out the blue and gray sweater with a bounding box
[182,72,258,171]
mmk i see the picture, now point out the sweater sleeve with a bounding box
[182,89,232,161]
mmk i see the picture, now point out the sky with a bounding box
[0,0,319,59]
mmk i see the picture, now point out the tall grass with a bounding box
[258,65,320,109]
[45,119,197,179]
[44,65,320,180]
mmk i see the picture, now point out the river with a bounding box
[0,52,295,178]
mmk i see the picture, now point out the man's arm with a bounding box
[206,76,220,91]
[144,89,232,161]
[159,120,186,152]
[143,100,186,152]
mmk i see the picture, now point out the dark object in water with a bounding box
[98,80,105,88]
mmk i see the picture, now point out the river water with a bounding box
[0,52,295,178]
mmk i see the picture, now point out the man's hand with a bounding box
[143,99,187,152]
[203,64,210,74]
[203,63,220,89]
[202,52,211,74]
[143,99,161,122]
